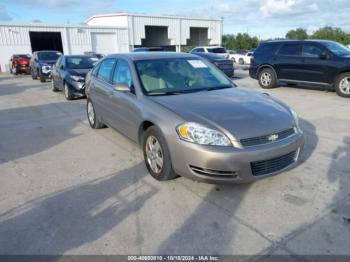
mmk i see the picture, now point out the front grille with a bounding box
[240,128,295,147]
[218,62,234,70]
[251,149,298,177]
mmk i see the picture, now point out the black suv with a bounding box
[30,51,62,82]
[249,40,350,98]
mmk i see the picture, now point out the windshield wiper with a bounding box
[206,85,233,91]
[148,89,206,96]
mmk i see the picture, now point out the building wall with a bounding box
[87,14,223,50]
[0,24,128,72]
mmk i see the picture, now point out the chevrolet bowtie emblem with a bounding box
[268,134,279,142]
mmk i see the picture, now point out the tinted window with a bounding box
[302,44,322,57]
[322,41,350,56]
[37,52,62,61]
[207,48,227,54]
[135,58,232,95]
[97,59,116,82]
[112,59,132,87]
[278,44,301,56]
[66,57,98,69]
[255,43,280,55]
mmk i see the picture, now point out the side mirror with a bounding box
[114,82,131,92]
[319,52,328,60]
[60,65,64,70]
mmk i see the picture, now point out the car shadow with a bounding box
[157,118,317,255]
[0,163,158,255]
[279,81,332,93]
[0,102,85,164]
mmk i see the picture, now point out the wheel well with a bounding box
[138,121,155,145]
[257,65,277,78]
[335,70,350,82]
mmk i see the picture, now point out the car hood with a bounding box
[68,69,90,77]
[149,88,295,140]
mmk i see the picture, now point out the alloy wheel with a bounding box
[261,72,272,86]
[339,77,350,95]
[145,136,163,174]
[87,101,95,126]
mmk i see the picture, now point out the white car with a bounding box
[191,46,229,59]
[228,51,254,65]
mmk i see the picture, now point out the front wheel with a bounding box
[51,79,59,92]
[143,126,177,181]
[258,68,277,89]
[87,99,105,129]
[64,82,74,100]
[239,58,244,65]
[335,73,350,98]
[31,69,37,80]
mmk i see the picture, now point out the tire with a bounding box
[51,79,59,92]
[239,58,244,65]
[143,126,177,181]
[40,75,46,83]
[31,69,37,80]
[86,99,105,129]
[335,73,350,98]
[258,68,277,89]
[64,82,74,100]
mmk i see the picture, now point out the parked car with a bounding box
[191,46,229,59]
[193,52,234,77]
[250,40,350,98]
[228,50,253,65]
[51,55,98,100]
[9,54,31,75]
[85,52,304,183]
[133,47,166,52]
[30,50,62,82]
[84,52,104,59]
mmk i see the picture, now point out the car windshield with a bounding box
[323,41,350,56]
[38,52,61,61]
[135,58,233,95]
[66,57,98,69]
[207,48,227,54]
[14,54,31,59]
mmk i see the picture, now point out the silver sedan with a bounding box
[85,52,304,183]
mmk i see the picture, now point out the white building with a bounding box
[0,13,223,72]
[86,13,223,52]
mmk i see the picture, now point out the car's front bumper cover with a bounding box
[168,131,305,183]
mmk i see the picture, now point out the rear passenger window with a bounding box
[255,43,280,55]
[278,44,302,56]
[97,59,116,82]
[302,44,322,57]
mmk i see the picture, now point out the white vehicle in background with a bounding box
[190,46,229,59]
[228,50,254,65]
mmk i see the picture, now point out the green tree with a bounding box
[286,28,308,40]
[222,33,259,50]
[311,26,350,45]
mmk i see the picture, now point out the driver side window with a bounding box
[302,44,323,58]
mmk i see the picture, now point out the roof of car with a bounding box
[192,52,225,60]
[107,52,200,61]
[264,39,336,44]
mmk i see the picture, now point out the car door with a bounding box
[274,43,303,80]
[300,43,335,83]
[108,58,141,141]
[90,58,117,125]
[57,57,66,89]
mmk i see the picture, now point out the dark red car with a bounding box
[9,54,31,75]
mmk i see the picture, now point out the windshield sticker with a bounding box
[187,60,208,68]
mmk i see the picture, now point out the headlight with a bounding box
[70,75,85,82]
[291,109,300,130]
[41,65,51,74]
[176,122,231,146]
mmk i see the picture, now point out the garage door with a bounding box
[91,33,117,55]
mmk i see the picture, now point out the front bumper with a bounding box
[15,65,30,73]
[67,79,86,97]
[169,131,305,184]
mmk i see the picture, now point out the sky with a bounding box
[1,0,350,39]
